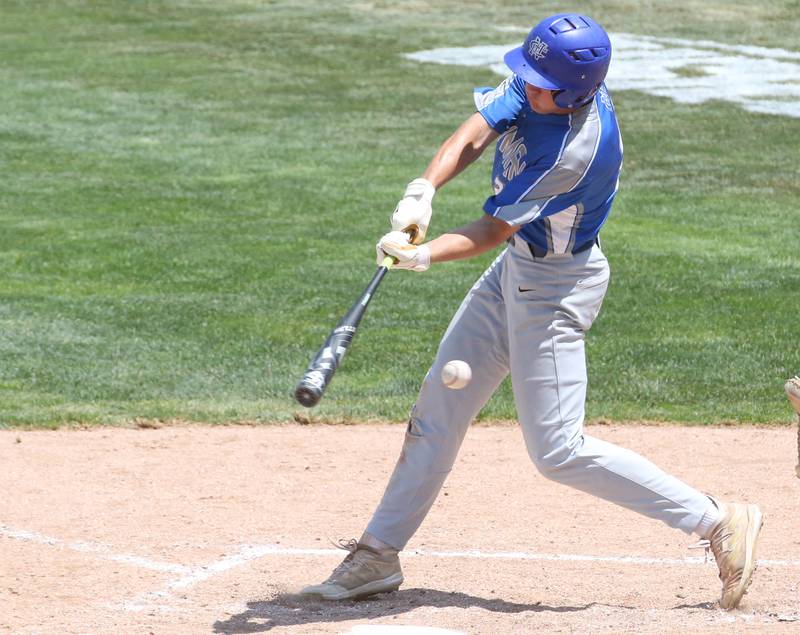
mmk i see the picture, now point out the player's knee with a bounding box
[531,453,569,479]
[402,413,458,474]
[528,441,579,480]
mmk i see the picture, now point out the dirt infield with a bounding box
[2,422,799,634]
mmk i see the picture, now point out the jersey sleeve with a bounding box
[473,74,527,134]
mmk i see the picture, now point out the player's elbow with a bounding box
[483,215,519,246]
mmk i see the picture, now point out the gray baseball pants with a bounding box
[366,237,713,550]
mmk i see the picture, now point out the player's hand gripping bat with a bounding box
[294,246,404,408]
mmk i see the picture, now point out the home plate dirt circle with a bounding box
[346,626,466,634]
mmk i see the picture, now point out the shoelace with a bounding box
[327,538,360,578]
[688,538,711,563]
[331,537,359,553]
[689,520,736,565]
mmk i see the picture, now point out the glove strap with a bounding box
[415,244,431,271]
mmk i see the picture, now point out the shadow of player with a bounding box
[213,588,606,633]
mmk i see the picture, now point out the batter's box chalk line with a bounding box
[3,526,799,612]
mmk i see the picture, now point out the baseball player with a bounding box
[302,14,763,609]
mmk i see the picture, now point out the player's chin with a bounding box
[528,100,547,114]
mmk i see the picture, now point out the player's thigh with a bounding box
[407,252,511,470]
[412,250,510,429]
[504,249,608,454]
[431,249,510,387]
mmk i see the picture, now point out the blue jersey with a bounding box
[474,74,623,255]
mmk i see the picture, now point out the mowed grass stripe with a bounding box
[0,1,797,426]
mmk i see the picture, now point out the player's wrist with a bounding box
[404,177,436,203]
[415,244,431,271]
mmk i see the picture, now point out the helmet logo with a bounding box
[528,36,549,61]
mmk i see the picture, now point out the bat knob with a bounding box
[294,381,322,408]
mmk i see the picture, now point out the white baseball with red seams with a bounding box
[441,360,472,390]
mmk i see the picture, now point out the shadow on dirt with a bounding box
[213,589,604,633]
[670,601,717,610]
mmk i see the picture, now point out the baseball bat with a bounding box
[294,255,395,408]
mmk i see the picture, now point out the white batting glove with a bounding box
[376,230,431,272]
[391,178,435,245]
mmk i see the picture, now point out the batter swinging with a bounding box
[302,13,763,609]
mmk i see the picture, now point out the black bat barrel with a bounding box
[294,264,389,407]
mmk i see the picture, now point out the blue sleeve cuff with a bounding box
[473,87,506,133]
[476,108,504,134]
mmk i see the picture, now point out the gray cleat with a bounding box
[300,539,403,600]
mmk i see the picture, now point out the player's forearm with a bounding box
[423,113,498,189]
[423,141,484,190]
[427,215,518,263]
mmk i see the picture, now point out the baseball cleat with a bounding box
[706,501,763,610]
[300,539,403,600]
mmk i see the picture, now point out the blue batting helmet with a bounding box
[504,14,611,109]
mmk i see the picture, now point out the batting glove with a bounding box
[376,230,431,272]
[391,178,435,245]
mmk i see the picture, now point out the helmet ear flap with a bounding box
[551,89,566,107]
[552,82,601,109]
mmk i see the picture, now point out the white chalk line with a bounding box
[0,525,281,612]
[5,525,800,613]
[235,544,800,568]
[6,524,800,580]
[0,525,189,574]
[120,543,290,612]
[168,543,282,590]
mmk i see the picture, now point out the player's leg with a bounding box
[505,240,762,608]
[301,250,512,599]
[364,254,512,550]
[505,242,714,528]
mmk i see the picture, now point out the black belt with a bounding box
[526,236,600,259]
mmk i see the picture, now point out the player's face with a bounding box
[524,83,572,115]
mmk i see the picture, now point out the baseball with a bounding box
[441,360,472,390]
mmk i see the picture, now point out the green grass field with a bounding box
[1,1,798,427]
